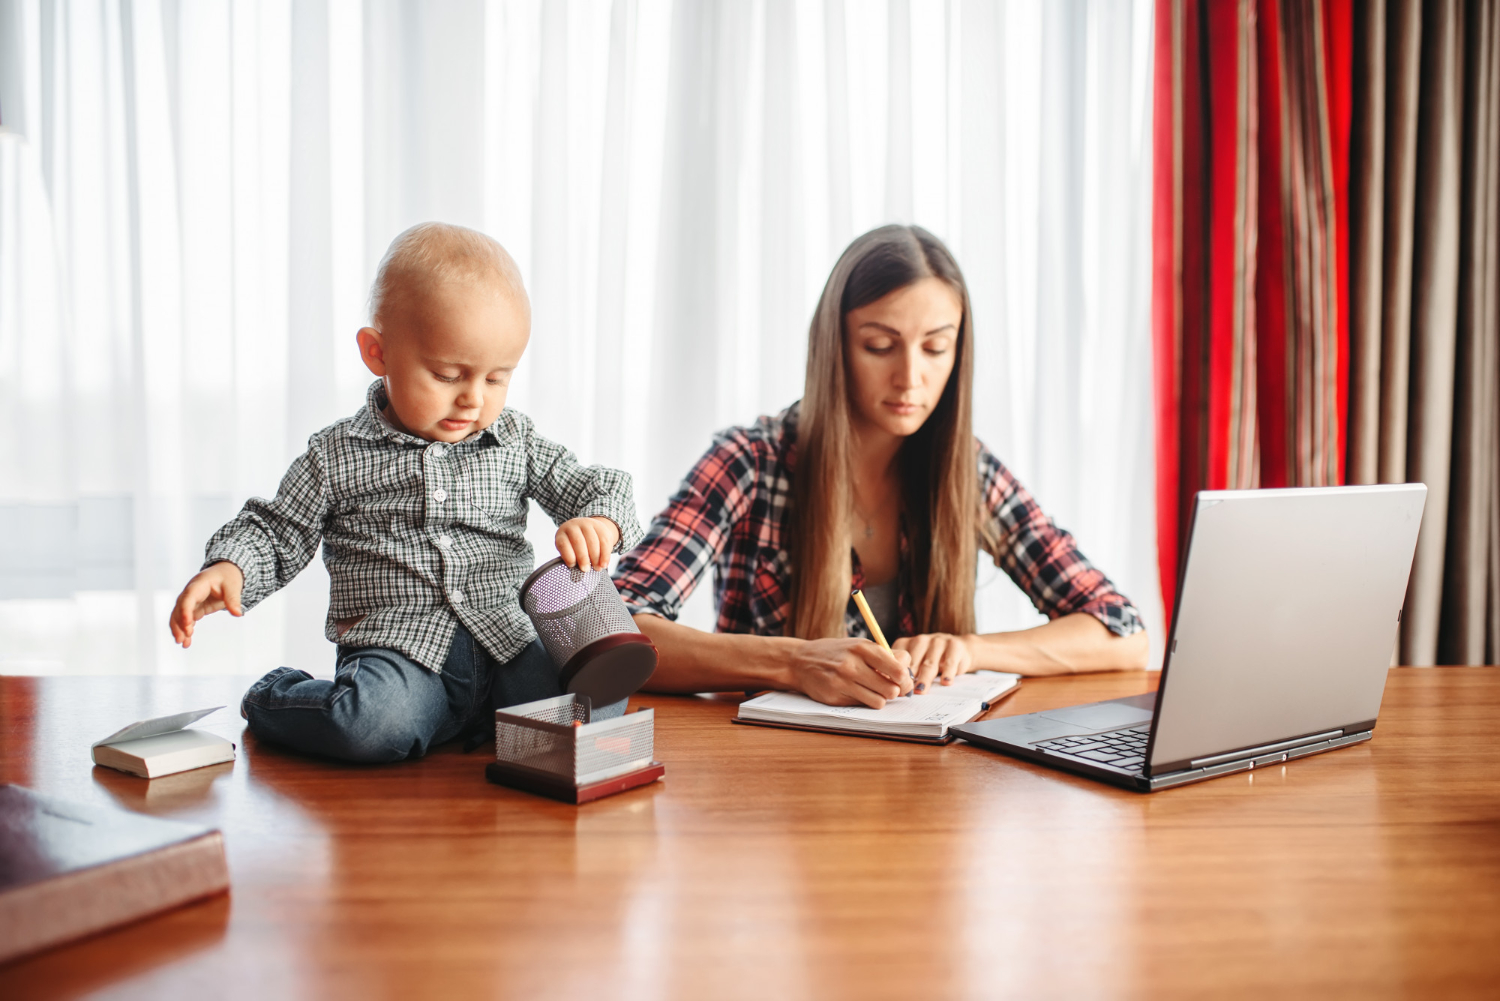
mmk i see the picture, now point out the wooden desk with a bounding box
[1,669,1497,998]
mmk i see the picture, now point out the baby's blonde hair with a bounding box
[368,222,527,327]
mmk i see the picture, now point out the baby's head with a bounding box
[357,223,530,443]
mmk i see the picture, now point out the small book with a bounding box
[734,670,1021,744]
[91,707,236,779]
[0,784,230,963]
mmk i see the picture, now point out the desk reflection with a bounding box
[237,728,672,997]
[92,761,236,813]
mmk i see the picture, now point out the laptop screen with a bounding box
[1148,484,1425,774]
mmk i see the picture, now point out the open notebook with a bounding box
[734,671,1021,744]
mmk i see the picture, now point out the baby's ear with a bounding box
[356,327,388,376]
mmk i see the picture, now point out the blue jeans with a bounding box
[242,624,626,763]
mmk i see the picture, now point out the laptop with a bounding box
[952,484,1427,791]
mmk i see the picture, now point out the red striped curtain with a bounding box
[1152,0,1353,614]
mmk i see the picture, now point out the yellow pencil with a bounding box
[850,589,891,651]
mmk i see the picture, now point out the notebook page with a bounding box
[745,691,979,724]
[934,671,1021,704]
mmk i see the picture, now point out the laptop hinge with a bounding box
[1188,729,1344,770]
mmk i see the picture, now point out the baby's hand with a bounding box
[169,562,245,648]
[555,517,620,571]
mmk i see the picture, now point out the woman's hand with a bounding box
[787,637,914,709]
[892,632,975,692]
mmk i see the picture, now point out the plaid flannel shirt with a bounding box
[613,404,1143,641]
[204,380,642,673]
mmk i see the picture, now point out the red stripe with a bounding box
[1323,0,1353,484]
[1257,0,1290,488]
[1204,0,1250,491]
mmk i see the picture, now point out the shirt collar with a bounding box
[345,380,393,441]
[349,379,513,447]
[482,410,519,447]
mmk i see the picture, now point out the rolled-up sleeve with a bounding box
[203,446,330,611]
[981,447,1144,637]
[613,432,755,621]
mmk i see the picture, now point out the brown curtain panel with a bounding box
[1349,0,1500,664]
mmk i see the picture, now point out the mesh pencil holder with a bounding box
[486,694,663,803]
[518,557,657,709]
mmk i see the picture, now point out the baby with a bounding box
[169,222,642,763]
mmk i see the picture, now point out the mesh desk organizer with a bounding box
[486,558,662,803]
[486,695,662,803]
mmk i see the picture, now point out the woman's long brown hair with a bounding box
[787,225,1000,640]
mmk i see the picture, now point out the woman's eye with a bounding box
[924,340,952,356]
[864,341,895,355]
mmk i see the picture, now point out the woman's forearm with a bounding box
[634,613,800,693]
[967,612,1149,675]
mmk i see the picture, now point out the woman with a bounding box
[615,225,1148,707]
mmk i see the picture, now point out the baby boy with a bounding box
[169,222,642,763]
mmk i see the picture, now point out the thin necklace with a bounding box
[852,478,887,541]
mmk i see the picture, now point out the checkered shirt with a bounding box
[204,380,643,673]
[613,404,1143,641]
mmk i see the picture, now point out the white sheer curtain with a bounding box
[0,0,1161,676]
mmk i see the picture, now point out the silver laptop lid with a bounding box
[1148,484,1426,774]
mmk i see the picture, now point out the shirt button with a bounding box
[437,535,453,548]
[430,444,446,458]
[450,590,465,605]
[433,488,448,503]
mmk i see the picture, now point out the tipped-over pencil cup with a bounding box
[518,557,657,708]
[486,694,664,803]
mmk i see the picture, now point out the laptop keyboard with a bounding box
[1034,724,1151,772]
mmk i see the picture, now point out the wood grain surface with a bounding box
[1,669,1497,999]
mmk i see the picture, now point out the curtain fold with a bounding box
[1403,0,1465,666]
[1255,0,1352,490]
[1441,0,1500,664]
[1347,0,1386,484]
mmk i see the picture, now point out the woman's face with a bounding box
[843,276,963,439]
